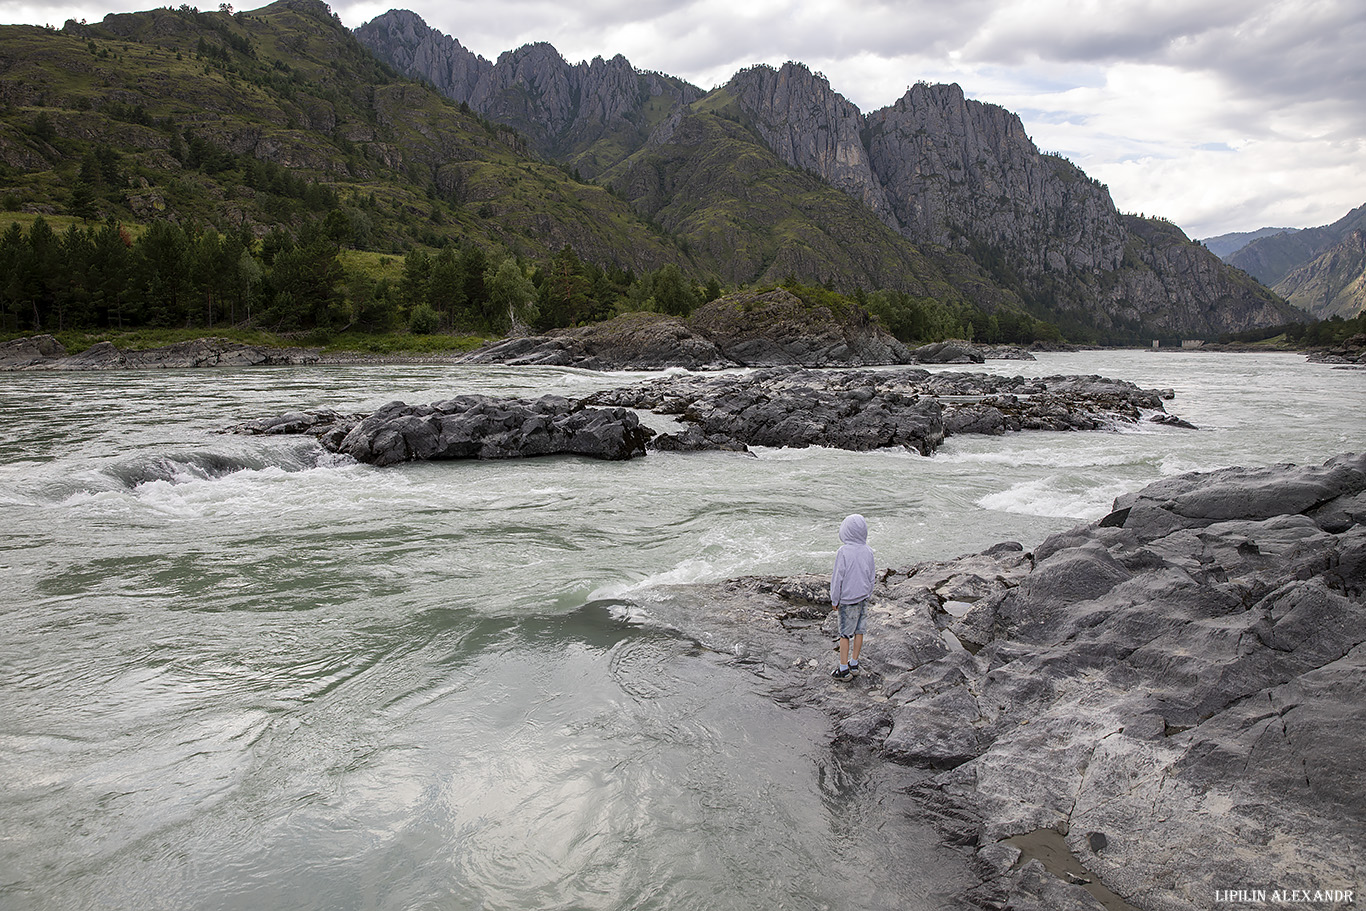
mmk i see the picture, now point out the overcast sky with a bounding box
[5,0,1363,238]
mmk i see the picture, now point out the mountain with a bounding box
[1245,206,1366,282]
[356,13,1001,310]
[1273,229,1366,319]
[354,10,703,179]
[1200,226,1300,260]
[0,1,1304,343]
[356,11,1301,340]
[1225,204,1366,319]
[0,0,687,273]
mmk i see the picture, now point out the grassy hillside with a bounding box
[0,0,1057,346]
[0,0,687,272]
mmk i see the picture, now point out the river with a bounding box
[1,350,1361,910]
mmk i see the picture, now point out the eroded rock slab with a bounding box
[0,334,319,370]
[628,453,1366,910]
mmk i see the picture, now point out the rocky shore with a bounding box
[231,367,1188,464]
[629,454,1365,911]
[1307,333,1366,368]
[0,335,319,370]
[456,288,1036,370]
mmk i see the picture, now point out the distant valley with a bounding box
[1204,205,1366,320]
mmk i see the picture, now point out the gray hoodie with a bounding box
[830,514,875,606]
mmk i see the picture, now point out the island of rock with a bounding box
[231,367,1187,465]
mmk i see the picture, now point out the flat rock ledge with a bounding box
[231,395,651,466]
[632,454,1366,910]
[0,334,319,370]
[587,367,1181,455]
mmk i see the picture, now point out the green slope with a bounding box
[600,92,1022,315]
[0,0,686,272]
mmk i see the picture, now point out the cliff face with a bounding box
[352,9,490,103]
[356,15,1302,338]
[355,11,701,176]
[1109,218,1302,335]
[726,63,896,228]
[722,66,1290,336]
[862,82,1126,276]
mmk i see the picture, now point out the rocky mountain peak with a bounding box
[354,10,490,103]
[866,81,1126,276]
[358,9,700,174]
[726,62,896,228]
[354,13,1303,338]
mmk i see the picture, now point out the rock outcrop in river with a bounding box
[458,288,915,370]
[234,368,1185,464]
[634,453,1366,910]
[589,366,1176,455]
[234,395,652,466]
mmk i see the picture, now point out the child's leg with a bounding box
[838,636,850,666]
[850,633,863,663]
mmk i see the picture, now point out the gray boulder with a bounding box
[913,340,984,364]
[337,395,653,466]
[0,334,66,368]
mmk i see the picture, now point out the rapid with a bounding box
[1,350,1361,910]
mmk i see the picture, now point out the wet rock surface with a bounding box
[631,454,1366,910]
[232,368,1184,464]
[232,394,652,466]
[588,366,1178,454]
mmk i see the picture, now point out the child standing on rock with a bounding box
[830,514,875,680]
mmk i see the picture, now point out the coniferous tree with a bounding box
[426,246,466,329]
[135,220,190,326]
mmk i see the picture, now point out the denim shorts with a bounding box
[837,599,869,638]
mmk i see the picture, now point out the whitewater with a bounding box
[0,350,1361,910]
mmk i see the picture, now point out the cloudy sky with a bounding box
[5,0,1363,238]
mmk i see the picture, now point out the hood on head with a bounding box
[839,514,867,546]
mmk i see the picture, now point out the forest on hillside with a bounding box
[0,214,1077,347]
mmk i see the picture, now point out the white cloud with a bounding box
[2,0,1363,236]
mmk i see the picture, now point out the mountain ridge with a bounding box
[1200,226,1301,260]
[1224,204,1366,318]
[356,9,1301,339]
[0,0,1312,343]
